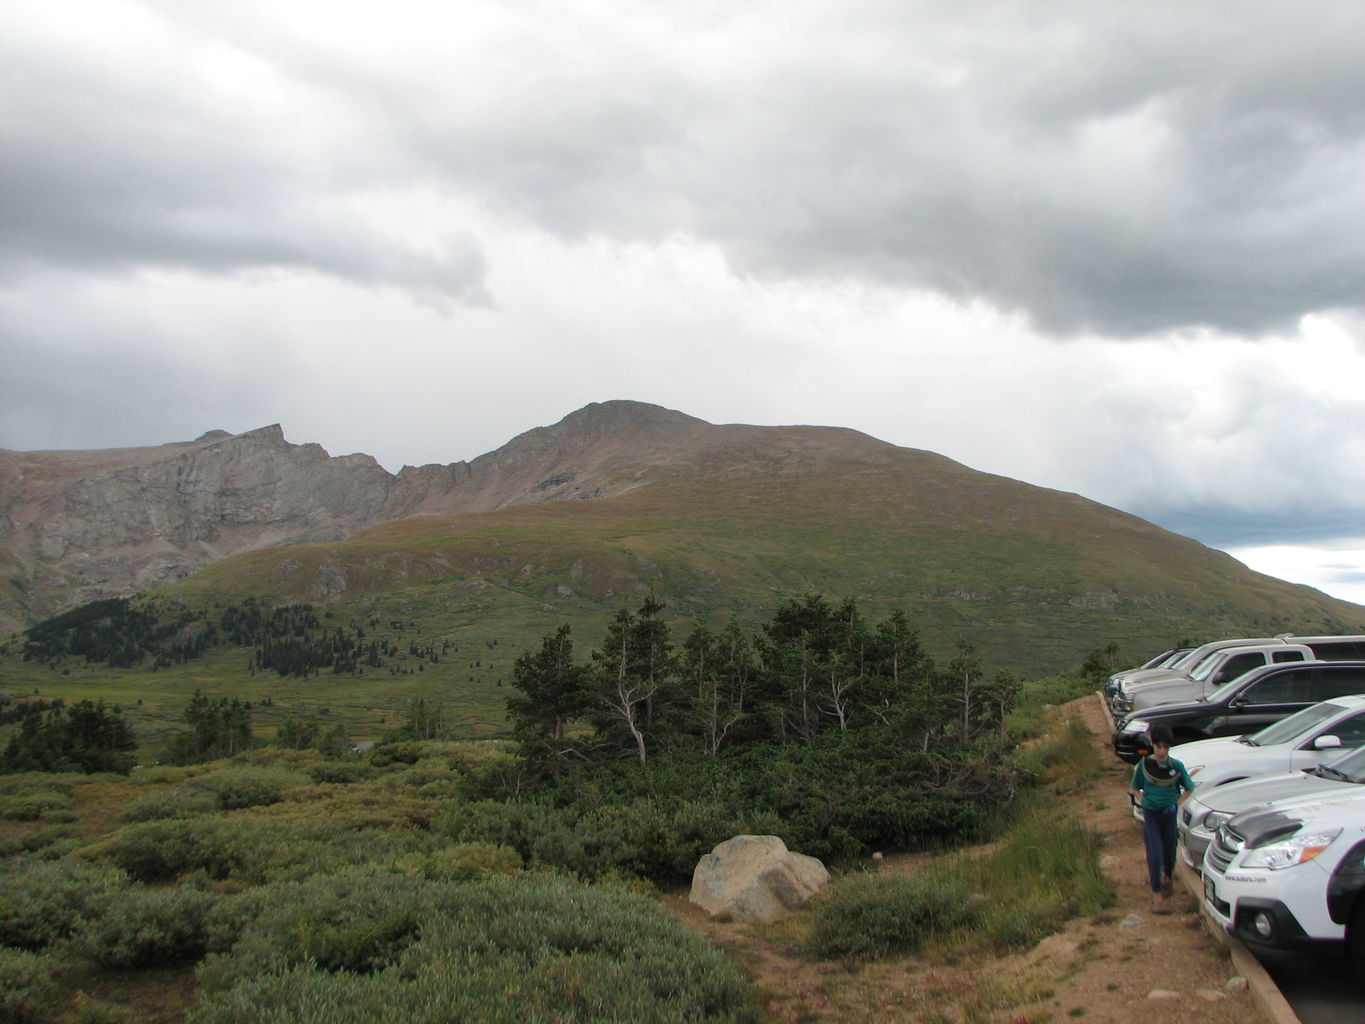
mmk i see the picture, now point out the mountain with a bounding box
[4,401,1364,674]
[0,404,700,632]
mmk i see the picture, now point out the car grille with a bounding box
[1206,823,1246,875]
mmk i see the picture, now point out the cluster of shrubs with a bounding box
[0,846,757,1023]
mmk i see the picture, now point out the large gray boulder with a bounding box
[689,835,830,922]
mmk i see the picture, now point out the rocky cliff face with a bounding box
[0,402,712,631]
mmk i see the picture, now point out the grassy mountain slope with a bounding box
[6,401,1363,748]
[163,403,1365,674]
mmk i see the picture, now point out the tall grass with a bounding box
[812,793,1113,959]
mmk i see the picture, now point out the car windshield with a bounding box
[1168,649,1201,670]
[1243,703,1339,747]
[1315,744,1365,784]
[1207,674,1261,703]
[1139,649,1177,670]
[1187,653,1227,683]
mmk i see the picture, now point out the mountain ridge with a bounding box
[4,400,1363,675]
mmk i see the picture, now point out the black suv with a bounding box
[1112,661,1365,763]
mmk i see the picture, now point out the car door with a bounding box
[1208,667,1315,737]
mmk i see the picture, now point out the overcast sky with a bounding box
[3,0,1364,604]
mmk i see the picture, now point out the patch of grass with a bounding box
[813,793,1114,965]
[1015,715,1104,793]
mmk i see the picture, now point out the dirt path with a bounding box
[668,695,1265,1024]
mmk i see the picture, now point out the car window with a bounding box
[1320,713,1365,747]
[1213,651,1267,684]
[1239,669,1310,705]
[1272,650,1306,663]
[1317,666,1365,700]
[1309,641,1365,661]
[1250,702,1337,745]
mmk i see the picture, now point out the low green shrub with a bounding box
[0,786,75,821]
[84,819,217,882]
[74,886,219,968]
[307,760,375,785]
[191,873,758,1024]
[0,857,130,949]
[0,947,60,1024]
[187,765,310,810]
[86,814,433,884]
[119,786,219,822]
[811,872,981,959]
[407,842,522,881]
[439,797,781,883]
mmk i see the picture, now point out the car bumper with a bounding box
[1202,861,1344,951]
[1179,825,1212,869]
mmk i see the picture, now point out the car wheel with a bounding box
[1348,898,1365,986]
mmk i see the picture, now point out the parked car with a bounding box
[1111,661,1365,763]
[1105,637,1294,713]
[1179,741,1365,868]
[1286,635,1365,661]
[1172,694,1365,787]
[1116,642,1313,714]
[1202,787,1365,980]
[1103,648,1192,704]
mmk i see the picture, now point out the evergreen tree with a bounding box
[588,594,675,765]
[165,691,254,763]
[681,617,754,756]
[505,625,589,753]
[0,699,136,774]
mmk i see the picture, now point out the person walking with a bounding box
[1127,723,1195,914]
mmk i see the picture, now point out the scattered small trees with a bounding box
[164,691,253,764]
[0,699,136,774]
[505,593,1018,782]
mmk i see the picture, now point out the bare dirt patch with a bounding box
[667,695,1261,1023]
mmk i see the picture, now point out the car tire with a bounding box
[1348,897,1365,986]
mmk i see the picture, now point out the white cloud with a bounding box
[1230,543,1365,607]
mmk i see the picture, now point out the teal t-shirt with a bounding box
[1130,755,1194,812]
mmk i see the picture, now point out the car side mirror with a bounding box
[1314,734,1342,750]
[1230,697,1248,709]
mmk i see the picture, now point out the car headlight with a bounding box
[1239,829,1341,870]
[1200,810,1232,832]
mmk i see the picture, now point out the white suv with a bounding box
[1173,695,1365,789]
[1202,789,1365,980]
[1180,741,1365,868]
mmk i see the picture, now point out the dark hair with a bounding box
[1149,724,1175,747]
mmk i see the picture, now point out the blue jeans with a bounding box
[1142,805,1178,893]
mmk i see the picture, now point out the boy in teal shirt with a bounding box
[1127,723,1195,913]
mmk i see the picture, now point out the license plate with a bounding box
[1203,877,1216,904]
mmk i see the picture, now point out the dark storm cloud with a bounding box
[355,1,1365,335]
[0,31,487,305]
[5,2,1365,333]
